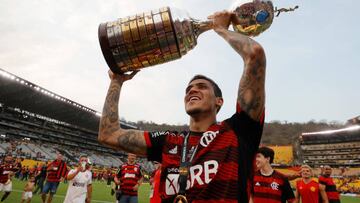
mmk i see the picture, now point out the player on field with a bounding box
[114,153,143,203]
[319,165,341,203]
[21,175,35,203]
[252,147,295,203]
[295,165,328,203]
[41,153,68,203]
[0,154,19,202]
[64,155,92,203]
[98,11,266,202]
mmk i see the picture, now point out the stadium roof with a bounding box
[0,68,136,132]
[348,115,360,124]
[301,125,360,143]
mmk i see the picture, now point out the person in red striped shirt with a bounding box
[98,10,267,203]
[319,165,341,203]
[149,161,161,203]
[0,154,19,202]
[251,147,295,203]
[41,153,68,203]
[295,165,328,203]
[114,153,143,203]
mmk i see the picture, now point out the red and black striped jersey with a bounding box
[296,179,320,203]
[46,160,68,182]
[144,108,264,203]
[318,176,340,203]
[0,162,18,183]
[252,170,295,203]
[117,163,142,196]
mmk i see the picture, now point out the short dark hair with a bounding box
[257,147,275,164]
[79,154,88,160]
[188,75,222,98]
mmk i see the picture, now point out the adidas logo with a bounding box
[169,146,178,154]
[255,182,261,186]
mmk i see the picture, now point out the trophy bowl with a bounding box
[230,0,274,37]
[98,0,279,73]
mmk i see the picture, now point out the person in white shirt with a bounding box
[64,155,92,203]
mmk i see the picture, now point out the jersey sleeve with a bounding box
[225,103,264,155]
[282,178,295,203]
[224,104,264,203]
[143,131,168,162]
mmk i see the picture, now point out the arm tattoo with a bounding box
[99,80,146,155]
[216,29,266,120]
[117,130,147,155]
[238,57,266,120]
[99,80,121,135]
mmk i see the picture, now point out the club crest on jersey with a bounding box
[200,131,219,147]
[270,181,279,190]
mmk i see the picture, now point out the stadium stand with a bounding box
[269,145,293,165]
[299,125,360,167]
[0,68,154,172]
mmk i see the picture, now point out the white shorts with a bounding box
[0,182,12,192]
[22,191,33,200]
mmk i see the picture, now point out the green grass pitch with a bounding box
[0,179,358,203]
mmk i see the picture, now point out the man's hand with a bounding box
[85,197,91,203]
[133,184,139,191]
[108,70,139,83]
[208,11,234,32]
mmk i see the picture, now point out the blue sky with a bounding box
[0,0,359,125]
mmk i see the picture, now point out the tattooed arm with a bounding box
[98,70,147,156]
[210,11,266,121]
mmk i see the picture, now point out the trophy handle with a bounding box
[192,20,213,37]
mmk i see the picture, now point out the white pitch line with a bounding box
[11,189,113,203]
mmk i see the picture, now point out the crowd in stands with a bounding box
[0,138,155,174]
[335,177,360,194]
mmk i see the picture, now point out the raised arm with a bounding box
[210,11,266,121]
[66,168,80,181]
[98,70,147,156]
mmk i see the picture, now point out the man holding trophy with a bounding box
[98,1,270,202]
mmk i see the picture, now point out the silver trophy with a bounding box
[98,0,296,73]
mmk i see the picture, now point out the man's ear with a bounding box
[215,97,224,112]
[266,157,271,164]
